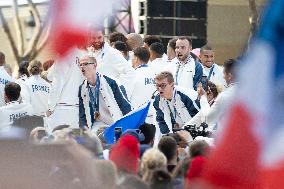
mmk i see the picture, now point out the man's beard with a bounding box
[177,55,187,62]
[90,41,104,50]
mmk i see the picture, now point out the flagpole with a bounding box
[104,15,110,39]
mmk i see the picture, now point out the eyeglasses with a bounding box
[80,62,95,67]
[155,83,169,90]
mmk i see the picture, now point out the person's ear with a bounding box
[93,62,97,68]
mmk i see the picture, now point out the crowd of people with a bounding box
[0,27,239,188]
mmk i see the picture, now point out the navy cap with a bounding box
[122,129,145,142]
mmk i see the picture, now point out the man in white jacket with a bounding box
[166,37,203,90]
[148,42,170,75]
[153,71,200,135]
[87,28,135,97]
[46,49,84,132]
[0,82,33,128]
[130,47,156,109]
[78,56,132,133]
[199,45,226,88]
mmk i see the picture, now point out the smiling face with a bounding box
[200,49,214,68]
[175,39,191,62]
[155,78,174,100]
[88,30,104,50]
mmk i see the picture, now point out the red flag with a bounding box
[48,0,118,57]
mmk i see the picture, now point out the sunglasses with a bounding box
[155,83,169,90]
[80,62,95,67]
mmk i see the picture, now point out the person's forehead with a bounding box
[155,78,168,84]
[90,30,103,36]
[79,59,87,64]
[176,39,189,46]
[201,49,214,56]
[80,57,96,64]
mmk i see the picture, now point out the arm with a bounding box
[193,60,203,90]
[111,50,135,96]
[200,95,211,116]
[47,62,68,112]
[103,75,132,115]
[20,83,31,104]
[204,91,228,124]
[178,91,199,118]
[78,85,88,128]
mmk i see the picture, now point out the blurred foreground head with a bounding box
[0,139,100,189]
[109,135,140,175]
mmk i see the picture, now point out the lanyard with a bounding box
[207,64,215,80]
[88,74,100,127]
[166,101,177,126]
[166,90,177,126]
[175,64,181,85]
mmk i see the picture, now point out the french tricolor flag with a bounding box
[191,0,284,188]
[48,0,117,57]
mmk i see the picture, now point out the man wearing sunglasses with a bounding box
[153,71,200,135]
[78,56,132,133]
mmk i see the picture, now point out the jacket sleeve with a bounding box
[153,96,170,134]
[78,85,87,128]
[193,60,203,90]
[103,75,132,115]
[48,62,69,111]
[204,91,229,125]
[200,95,211,116]
[178,91,200,118]
[20,83,31,104]
[111,50,135,97]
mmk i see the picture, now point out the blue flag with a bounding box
[104,101,151,144]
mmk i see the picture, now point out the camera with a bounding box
[172,123,212,139]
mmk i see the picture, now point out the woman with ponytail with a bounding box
[21,60,51,116]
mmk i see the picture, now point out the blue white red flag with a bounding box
[199,0,284,188]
